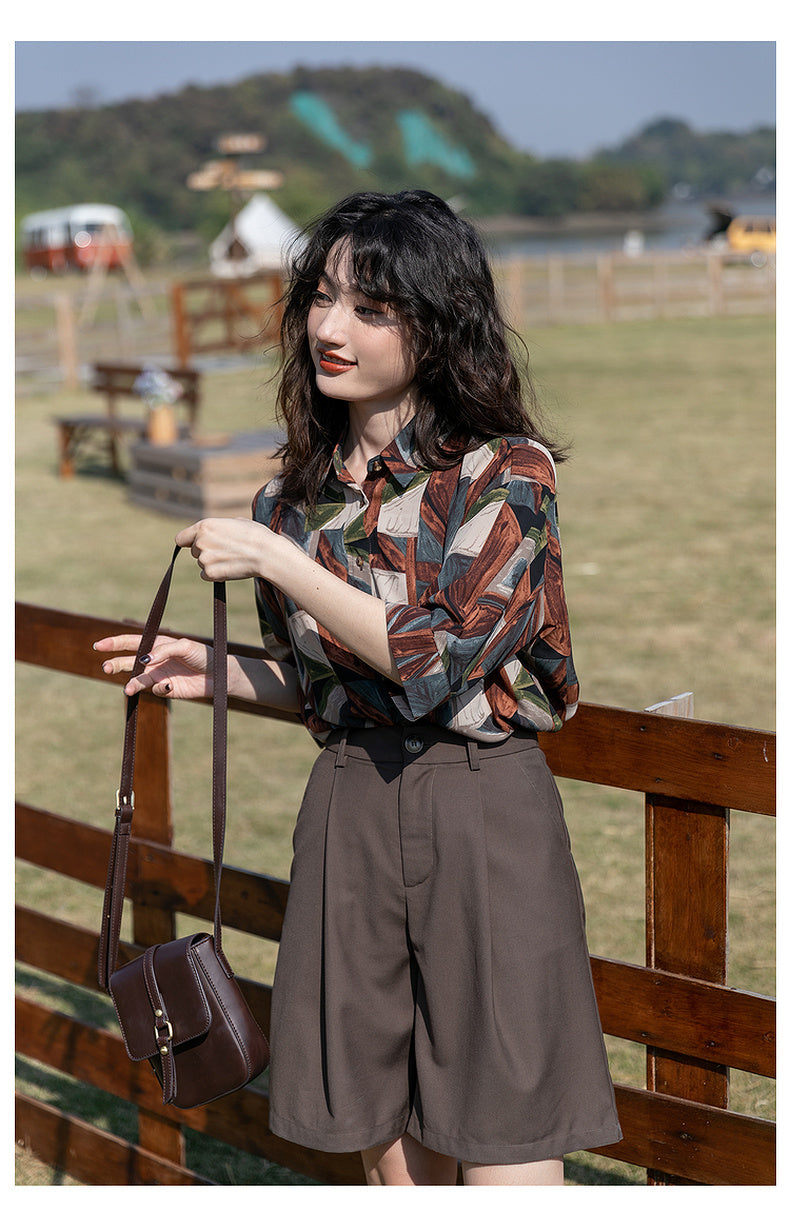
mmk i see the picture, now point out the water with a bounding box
[487,195,776,258]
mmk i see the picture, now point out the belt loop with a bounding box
[335,730,349,769]
[466,740,480,771]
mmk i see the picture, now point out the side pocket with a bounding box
[515,748,589,933]
[515,748,572,850]
[291,749,333,857]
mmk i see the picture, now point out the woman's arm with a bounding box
[176,518,401,684]
[265,551,400,683]
[93,631,301,712]
[229,652,301,710]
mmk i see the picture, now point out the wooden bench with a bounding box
[55,362,201,478]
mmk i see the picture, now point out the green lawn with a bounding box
[15,313,775,1184]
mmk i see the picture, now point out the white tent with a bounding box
[209,194,301,278]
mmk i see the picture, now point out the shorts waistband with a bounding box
[324,724,538,768]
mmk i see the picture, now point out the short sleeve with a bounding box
[385,440,576,721]
[252,476,296,666]
[254,577,296,664]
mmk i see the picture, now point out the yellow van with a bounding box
[726,215,776,264]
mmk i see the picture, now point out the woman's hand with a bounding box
[174,518,399,683]
[175,518,289,583]
[93,633,212,700]
[93,518,306,709]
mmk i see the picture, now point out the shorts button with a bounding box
[404,736,424,754]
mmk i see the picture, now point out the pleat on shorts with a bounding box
[267,724,622,1165]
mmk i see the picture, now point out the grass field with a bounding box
[15,313,775,1185]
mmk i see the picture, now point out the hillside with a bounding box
[15,66,529,234]
[15,66,775,245]
[595,117,776,198]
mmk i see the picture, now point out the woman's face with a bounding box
[306,242,417,417]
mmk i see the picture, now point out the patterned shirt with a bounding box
[252,420,579,743]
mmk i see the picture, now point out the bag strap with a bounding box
[98,546,231,989]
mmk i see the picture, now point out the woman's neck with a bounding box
[343,399,416,483]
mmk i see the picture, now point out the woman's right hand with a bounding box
[93,634,213,700]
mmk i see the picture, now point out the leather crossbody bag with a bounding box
[97,546,270,1108]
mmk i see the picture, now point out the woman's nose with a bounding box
[313,302,346,345]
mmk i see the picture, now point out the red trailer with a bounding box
[20,203,133,275]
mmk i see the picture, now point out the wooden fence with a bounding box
[170,272,283,367]
[497,249,776,328]
[15,603,776,1186]
[15,250,775,394]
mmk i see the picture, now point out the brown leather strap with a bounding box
[211,581,229,972]
[142,946,177,1103]
[98,547,230,988]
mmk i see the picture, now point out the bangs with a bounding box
[325,226,410,313]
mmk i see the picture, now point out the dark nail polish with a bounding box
[139,654,151,665]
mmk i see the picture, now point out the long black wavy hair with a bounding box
[275,189,566,507]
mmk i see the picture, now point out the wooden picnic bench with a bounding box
[55,362,201,478]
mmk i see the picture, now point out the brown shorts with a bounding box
[268,724,622,1166]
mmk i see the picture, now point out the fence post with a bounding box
[644,691,729,1185]
[645,691,694,719]
[644,729,730,1185]
[54,292,79,389]
[171,282,190,367]
[129,694,185,1166]
[114,285,133,360]
[547,256,564,323]
[707,252,724,316]
[500,258,525,334]
[597,254,615,322]
[652,254,670,320]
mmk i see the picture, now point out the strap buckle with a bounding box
[154,1010,174,1054]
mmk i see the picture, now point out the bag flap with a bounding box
[110,935,213,1061]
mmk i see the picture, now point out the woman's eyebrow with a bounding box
[318,270,359,293]
[318,269,372,298]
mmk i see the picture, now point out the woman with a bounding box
[95,189,621,1185]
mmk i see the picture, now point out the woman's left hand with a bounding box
[176,518,292,583]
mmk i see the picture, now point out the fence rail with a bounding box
[15,601,776,1186]
[15,250,775,392]
[170,273,283,366]
[497,249,776,327]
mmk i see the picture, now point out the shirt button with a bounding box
[369,458,384,475]
[404,736,424,754]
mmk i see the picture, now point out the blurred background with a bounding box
[15,39,776,261]
[15,38,776,385]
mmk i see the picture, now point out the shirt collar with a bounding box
[329,417,426,489]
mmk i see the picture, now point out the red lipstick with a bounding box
[318,350,356,374]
